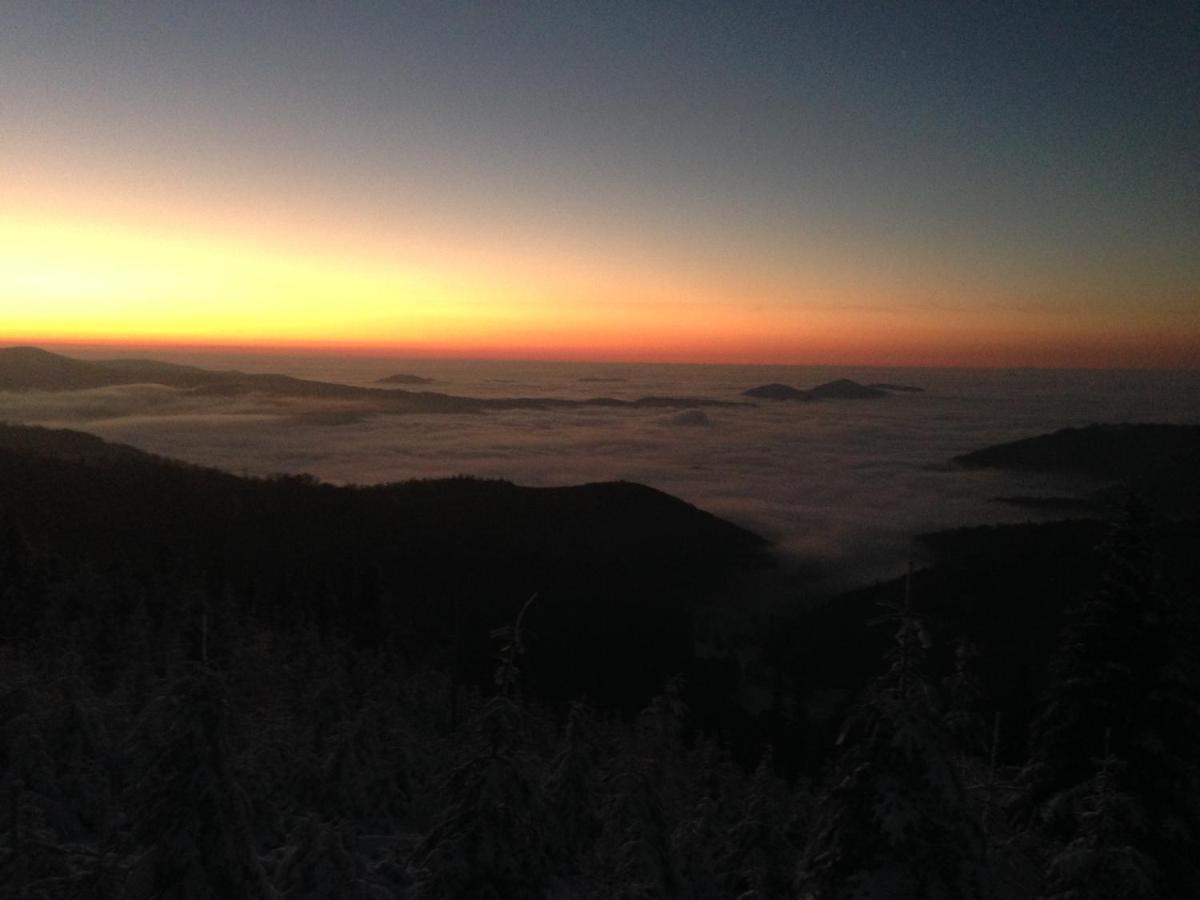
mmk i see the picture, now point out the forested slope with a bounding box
[2,422,1199,897]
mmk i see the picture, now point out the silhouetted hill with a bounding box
[0,346,744,413]
[783,514,1200,763]
[0,421,155,464]
[743,383,811,400]
[954,423,1200,476]
[0,346,209,390]
[742,378,892,401]
[954,423,1200,516]
[769,422,1200,767]
[0,423,768,708]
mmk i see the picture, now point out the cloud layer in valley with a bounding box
[3,362,1197,597]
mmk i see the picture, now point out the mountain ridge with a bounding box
[0,421,770,707]
[953,423,1200,516]
[0,346,749,413]
[742,377,900,401]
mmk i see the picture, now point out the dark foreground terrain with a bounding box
[1,421,1197,898]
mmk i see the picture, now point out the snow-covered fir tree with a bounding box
[408,600,550,899]
[406,693,550,899]
[124,666,276,899]
[797,595,984,899]
[543,702,602,872]
[715,747,794,899]
[1023,499,1200,895]
[1041,744,1159,900]
[592,679,688,899]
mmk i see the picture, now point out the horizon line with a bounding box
[3,337,1197,373]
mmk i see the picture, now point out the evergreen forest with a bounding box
[2,422,1199,898]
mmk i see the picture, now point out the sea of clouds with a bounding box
[4,350,1198,596]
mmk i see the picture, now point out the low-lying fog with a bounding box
[5,348,1198,594]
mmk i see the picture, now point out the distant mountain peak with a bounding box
[953,423,1200,518]
[3,345,63,357]
[742,383,810,400]
[0,346,744,414]
[807,379,887,399]
[0,345,79,364]
[743,378,894,401]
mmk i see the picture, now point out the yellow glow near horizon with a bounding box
[2,203,1197,368]
[0,207,832,356]
[1,215,493,339]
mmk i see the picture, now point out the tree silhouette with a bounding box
[125,666,275,899]
[544,702,602,871]
[1042,738,1159,900]
[715,746,794,898]
[797,592,983,899]
[1023,499,1200,894]
[408,600,550,898]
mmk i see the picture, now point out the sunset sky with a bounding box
[3,2,1197,367]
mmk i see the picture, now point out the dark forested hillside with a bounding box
[954,423,1200,515]
[3,420,1199,898]
[0,422,766,708]
[0,422,794,899]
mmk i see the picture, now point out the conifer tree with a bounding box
[318,705,410,833]
[941,637,986,759]
[407,693,549,899]
[599,764,678,900]
[672,790,722,899]
[273,815,376,900]
[124,666,275,899]
[672,738,740,900]
[1042,743,1159,900]
[797,594,984,899]
[544,702,602,871]
[45,669,113,846]
[407,598,550,899]
[1023,498,1200,894]
[2,781,71,897]
[594,679,688,899]
[716,747,793,899]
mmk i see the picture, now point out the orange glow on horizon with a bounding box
[8,326,1197,371]
[2,190,1196,371]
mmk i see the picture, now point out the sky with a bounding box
[2,1,1198,367]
